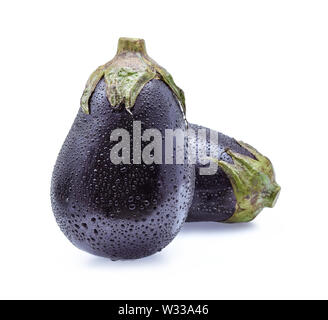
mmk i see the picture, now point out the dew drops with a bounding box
[128,204,136,211]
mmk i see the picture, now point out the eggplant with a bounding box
[187,123,280,223]
[51,38,195,260]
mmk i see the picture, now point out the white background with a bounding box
[0,0,327,300]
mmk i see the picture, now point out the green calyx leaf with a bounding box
[80,66,105,114]
[104,65,156,109]
[80,38,186,115]
[217,141,281,223]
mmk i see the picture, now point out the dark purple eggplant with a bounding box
[51,38,194,260]
[187,123,280,223]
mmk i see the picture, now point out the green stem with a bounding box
[217,141,281,223]
[116,38,147,55]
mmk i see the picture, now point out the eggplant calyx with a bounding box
[80,38,186,115]
[217,141,281,223]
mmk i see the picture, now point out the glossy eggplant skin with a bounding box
[51,79,194,260]
[186,123,254,222]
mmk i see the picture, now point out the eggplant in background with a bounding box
[187,123,280,223]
